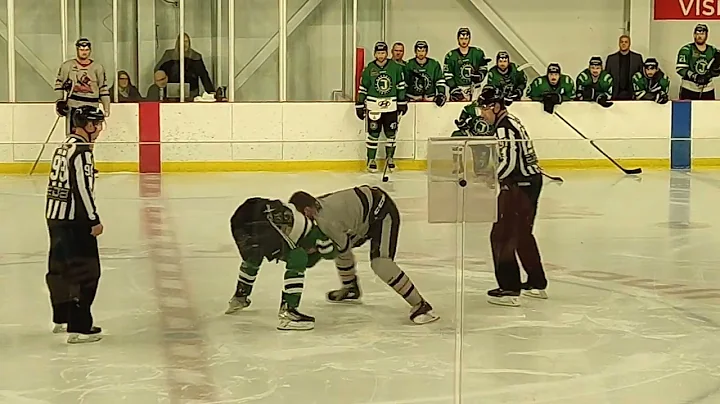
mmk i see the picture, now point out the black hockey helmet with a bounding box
[457,27,471,38]
[695,24,709,34]
[547,63,561,74]
[72,105,105,128]
[589,56,603,67]
[496,51,510,61]
[75,37,92,48]
[414,41,428,51]
[374,42,388,53]
[477,87,505,108]
[643,58,659,68]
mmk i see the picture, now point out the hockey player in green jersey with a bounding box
[405,41,447,106]
[483,51,527,102]
[676,24,720,100]
[444,27,492,101]
[527,63,575,114]
[574,56,614,107]
[449,96,494,175]
[633,58,670,104]
[226,197,338,331]
[356,42,407,173]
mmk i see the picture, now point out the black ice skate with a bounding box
[367,159,378,173]
[487,288,521,307]
[386,157,395,172]
[277,303,315,331]
[326,279,362,303]
[225,294,252,314]
[521,282,548,300]
[67,326,103,344]
[410,300,440,325]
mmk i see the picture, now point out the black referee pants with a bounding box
[47,224,101,333]
[490,174,547,292]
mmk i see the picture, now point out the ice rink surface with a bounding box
[1,169,720,404]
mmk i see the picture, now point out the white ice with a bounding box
[1,170,720,404]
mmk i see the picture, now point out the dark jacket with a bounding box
[155,36,214,99]
[109,85,143,102]
[605,50,644,100]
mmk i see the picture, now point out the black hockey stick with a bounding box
[541,171,564,183]
[554,112,642,175]
[29,79,74,176]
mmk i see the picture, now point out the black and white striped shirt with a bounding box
[45,135,100,226]
[495,113,541,181]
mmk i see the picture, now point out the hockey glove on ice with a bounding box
[355,103,366,120]
[397,102,408,115]
[596,93,613,108]
[434,93,446,107]
[450,87,465,101]
[55,100,69,117]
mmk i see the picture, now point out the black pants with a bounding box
[679,88,715,100]
[351,187,401,260]
[490,174,546,292]
[47,224,101,332]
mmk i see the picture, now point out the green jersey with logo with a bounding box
[358,59,407,112]
[484,63,527,100]
[676,43,719,92]
[526,75,575,101]
[575,69,613,100]
[450,101,492,138]
[443,47,490,89]
[404,57,446,99]
[632,70,670,101]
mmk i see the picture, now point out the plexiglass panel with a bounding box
[234,0,279,101]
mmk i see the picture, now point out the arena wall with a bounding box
[0,100,716,174]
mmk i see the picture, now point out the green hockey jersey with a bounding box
[575,69,613,101]
[526,75,574,101]
[450,101,492,138]
[404,57,446,98]
[632,70,670,101]
[484,63,527,100]
[443,47,490,89]
[358,60,407,112]
[676,43,720,92]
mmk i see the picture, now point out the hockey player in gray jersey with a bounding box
[289,186,439,325]
[55,38,111,133]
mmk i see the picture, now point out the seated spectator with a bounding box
[574,57,613,107]
[526,63,574,114]
[605,35,643,100]
[392,42,406,66]
[676,24,718,100]
[145,70,169,101]
[155,33,214,99]
[109,70,143,102]
[633,58,669,104]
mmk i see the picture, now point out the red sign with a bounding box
[654,0,720,20]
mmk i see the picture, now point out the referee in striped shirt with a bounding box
[476,87,548,307]
[45,105,105,344]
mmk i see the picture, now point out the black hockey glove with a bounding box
[454,117,470,131]
[470,70,486,84]
[656,93,669,104]
[509,89,523,101]
[579,87,595,101]
[355,103,366,120]
[55,100,69,117]
[450,87,465,101]
[434,93,446,107]
[397,102,408,115]
[596,93,613,108]
[542,93,561,114]
[696,74,712,86]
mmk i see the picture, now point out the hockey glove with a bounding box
[596,93,613,108]
[450,87,464,101]
[656,93,669,104]
[580,87,595,102]
[509,89,523,101]
[470,70,486,84]
[542,93,561,114]
[55,100,69,117]
[355,103,366,120]
[397,102,408,115]
[434,93,446,107]
[697,74,712,86]
[454,117,470,131]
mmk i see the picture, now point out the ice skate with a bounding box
[521,282,548,299]
[487,288,521,307]
[386,157,395,172]
[367,159,378,173]
[67,326,103,344]
[326,279,362,303]
[225,295,252,314]
[277,304,315,331]
[410,300,440,325]
[52,323,67,334]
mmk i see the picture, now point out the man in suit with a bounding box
[605,35,644,100]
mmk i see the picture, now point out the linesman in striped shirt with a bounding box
[476,87,548,307]
[45,105,105,344]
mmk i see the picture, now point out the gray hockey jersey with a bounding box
[55,59,111,111]
[314,185,384,252]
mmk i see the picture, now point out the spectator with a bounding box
[605,35,643,100]
[156,33,214,99]
[574,56,613,107]
[109,70,143,102]
[526,63,574,114]
[633,58,669,104]
[392,42,406,66]
[145,70,169,101]
[676,24,719,100]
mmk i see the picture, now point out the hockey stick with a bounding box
[29,80,73,176]
[381,112,402,182]
[554,112,642,175]
[541,171,564,183]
